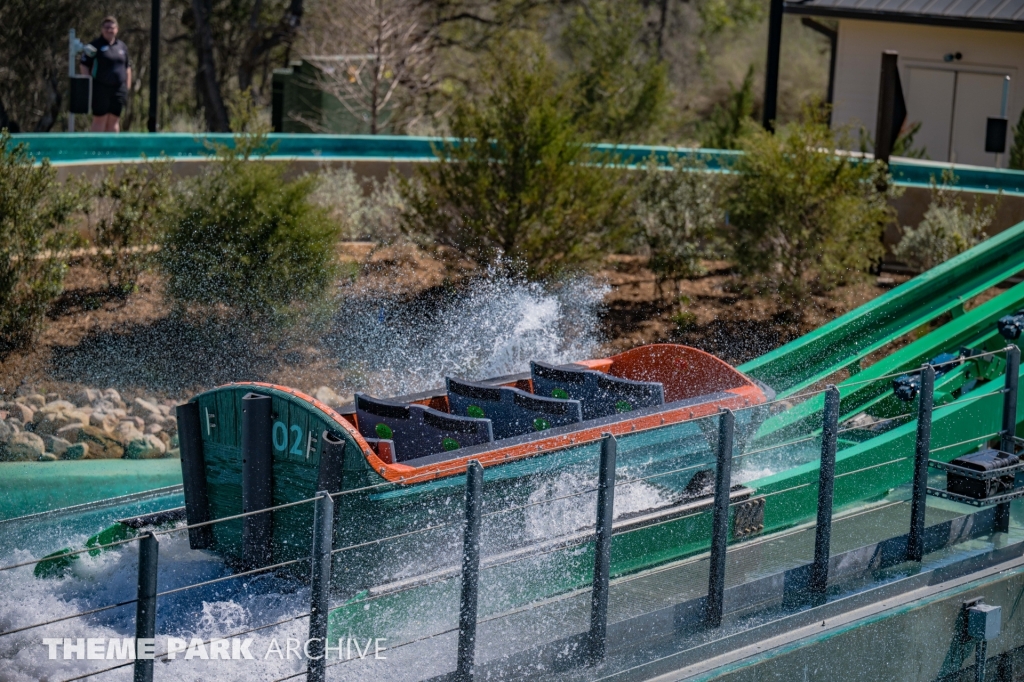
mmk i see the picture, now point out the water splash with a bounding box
[327,274,609,397]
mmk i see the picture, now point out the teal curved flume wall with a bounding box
[7,132,1024,196]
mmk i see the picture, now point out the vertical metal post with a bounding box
[996,345,1020,532]
[908,365,935,562]
[176,402,213,549]
[1000,345,1020,455]
[810,386,840,596]
[306,491,334,682]
[975,639,988,682]
[588,434,617,662]
[133,532,158,682]
[455,460,483,682]
[762,0,784,131]
[706,409,734,628]
[241,393,274,570]
[875,51,900,164]
[147,0,161,132]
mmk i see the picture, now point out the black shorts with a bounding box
[92,82,127,117]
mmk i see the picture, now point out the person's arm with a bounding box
[78,63,89,76]
[126,67,132,90]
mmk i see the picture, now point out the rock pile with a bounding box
[0,388,181,462]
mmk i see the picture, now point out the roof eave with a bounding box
[783,4,1024,32]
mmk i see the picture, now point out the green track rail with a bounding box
[738,219,1024,396]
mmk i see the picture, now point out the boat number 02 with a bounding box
[273,421,317,460]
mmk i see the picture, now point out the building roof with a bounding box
[784,0,1024,31]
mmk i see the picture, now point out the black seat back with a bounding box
[529,361,664,420]
[446,377,583,440]
[354,393,493,461]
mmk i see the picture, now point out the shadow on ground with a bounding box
[48,317,284,395]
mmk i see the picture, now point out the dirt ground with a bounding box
[0,244,916,402]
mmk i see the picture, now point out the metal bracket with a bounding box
[926,486,1024,507]
[733,496,765,539]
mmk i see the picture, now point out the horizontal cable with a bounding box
[841,347,1012,390]
[152,496,318,537]
[834,456,910,479]
[930,432,1001,454]
[156,557,310,598]
[330,573,459,611]
[481,536,594,573]
[733,435,819,461]
[0,535,145,573]
[481,486,599,519]
[0,598,138,638]
[330,519,463,556]
[756,481,817,499]
[931,389,1005,411]
[837,412,913,434]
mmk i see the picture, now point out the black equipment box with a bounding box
[69,76,92,115]
[947,449,1019,500]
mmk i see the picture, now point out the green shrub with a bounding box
[310,166,405,243]
[0,130,82,352]
[893,171,996,271]
[562,0,668,143]
[634,153,723,295]
[1010,109,1024,171]
[89,160,173,294]
[160,127,341,320]
[699,66,756,150]
[400,38,632,279]
[727,109,898,305]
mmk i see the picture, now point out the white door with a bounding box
[903,65,1011,166]
[950,72,1008,166]
[905,68,956,162]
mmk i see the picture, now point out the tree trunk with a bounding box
[192,0,230,131]
[33,72,62,132]
[238,0,304,95]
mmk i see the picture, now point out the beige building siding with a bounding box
[831,19,1024,167]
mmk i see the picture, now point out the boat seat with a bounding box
[446,377,583,440]
[354,393,493,462]
[530,361,664,420]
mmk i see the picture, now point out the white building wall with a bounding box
[831,19,1024,167]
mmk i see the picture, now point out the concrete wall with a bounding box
[832,20,1024,168]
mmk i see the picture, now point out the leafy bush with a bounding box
[633,153,723,295]
[0,130,82,352]
[400,38,633,279]
[562,0,668,143]
[699,66,756,150]
[310,166,405,243]
[89,160,173,294]
[726,109,898,304]
[893,171,996,271]
[160,125,341,320]
[1011,109,1024,171]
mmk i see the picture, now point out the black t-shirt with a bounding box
[81,38,131,88]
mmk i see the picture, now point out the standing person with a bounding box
[78,16,132,132]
